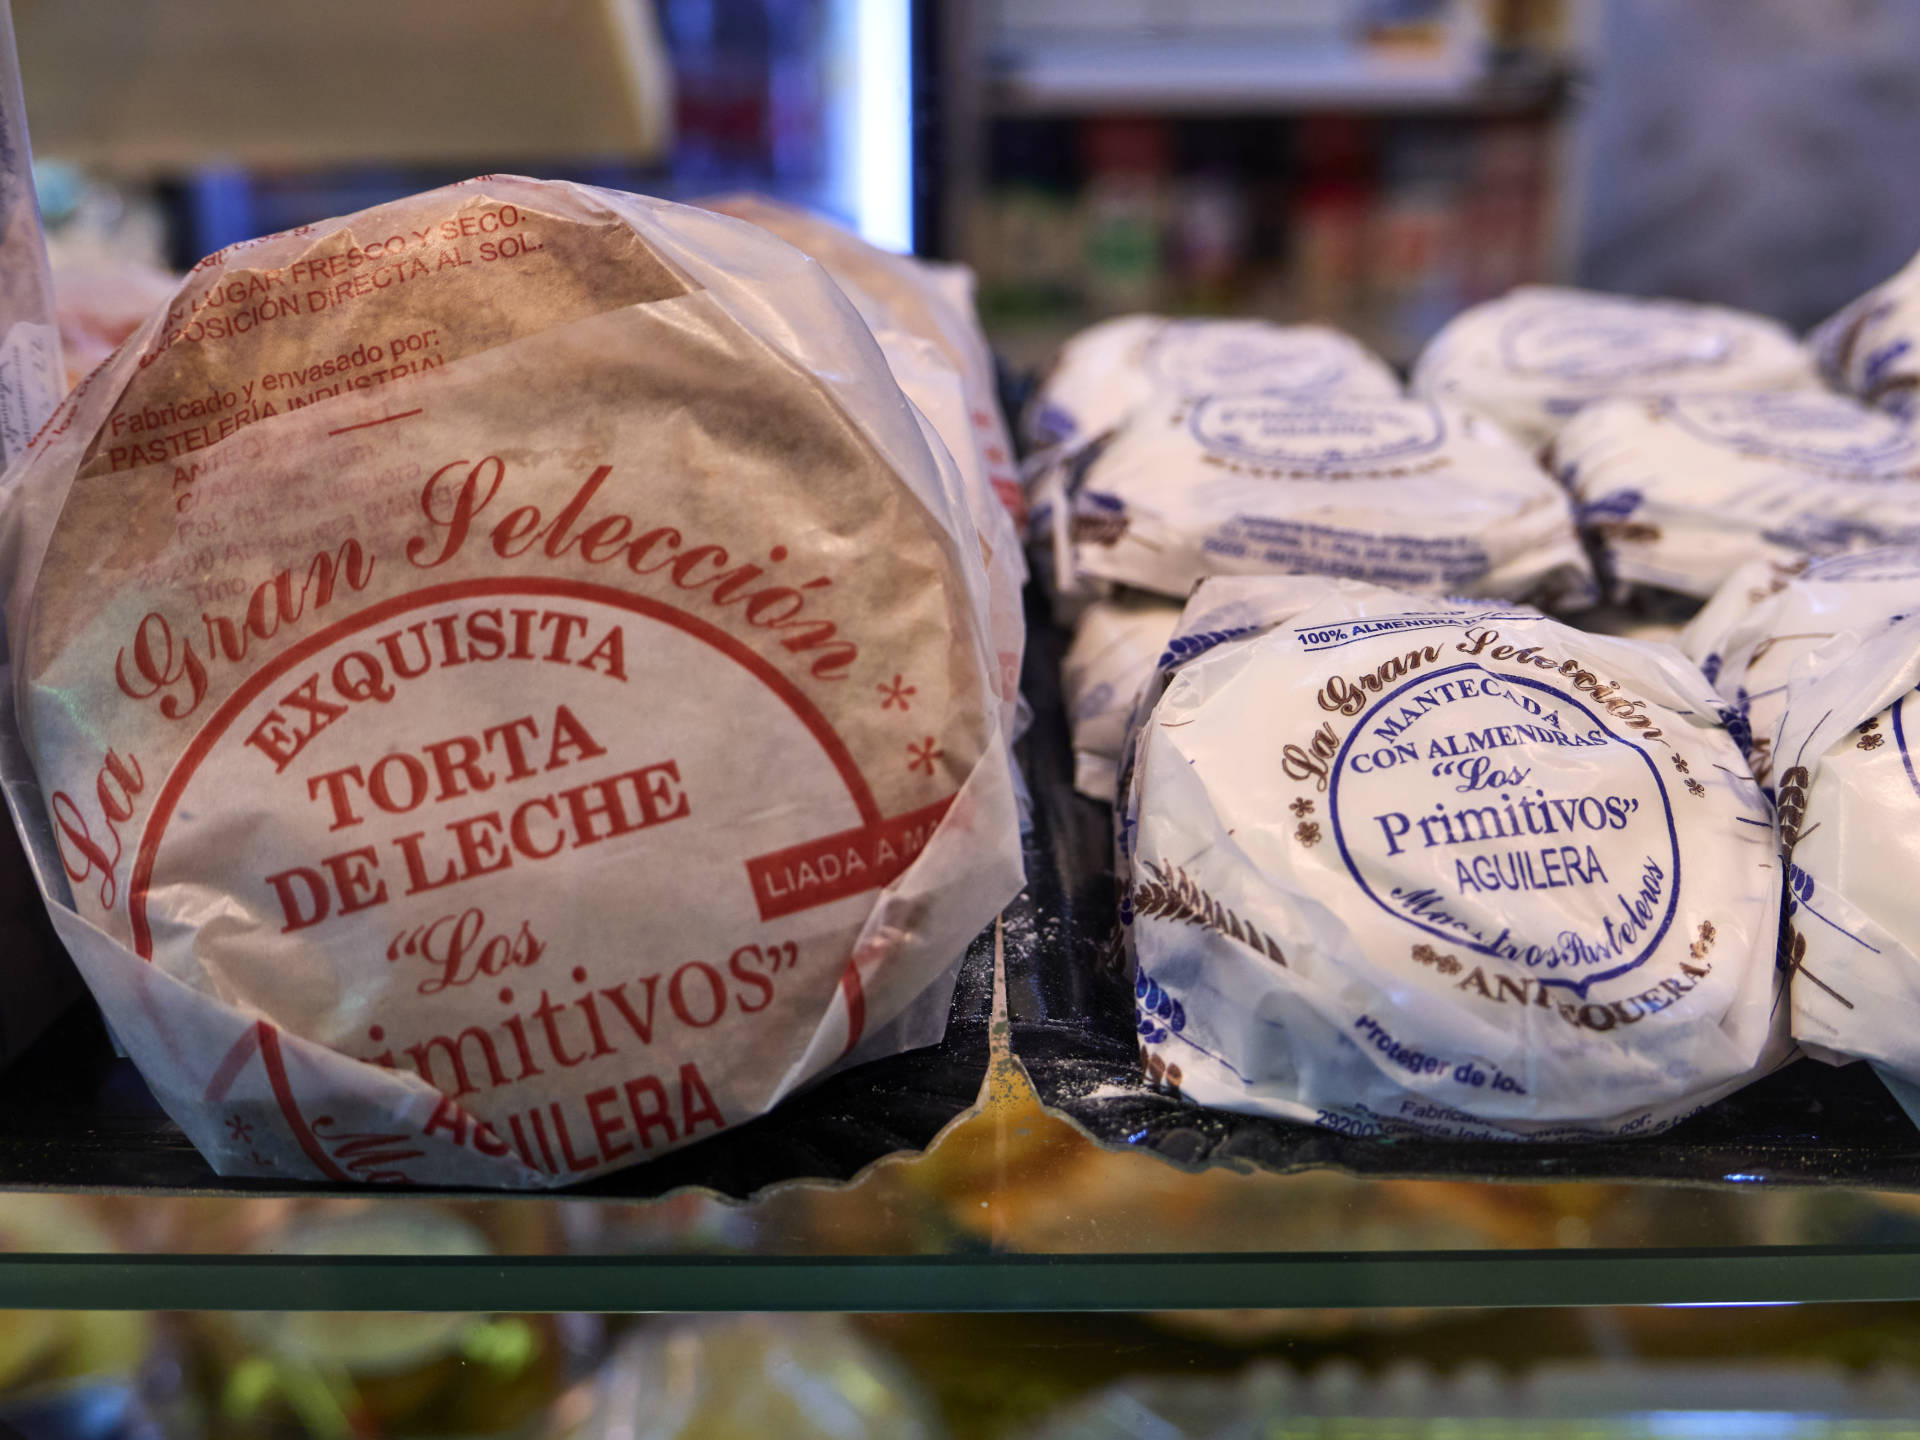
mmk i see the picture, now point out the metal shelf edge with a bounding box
[7,1247,1920,1313]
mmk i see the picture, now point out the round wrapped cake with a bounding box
[1555,391,1920,601]
[1812,244,1920,420]
[0,177,1022,1186]
[1683,547,1920,791]
[1061,595,1183,803]
[1119,576,1788,1140]
[1052,392,1595,609]
[1772,610,1920,1085]
[1023,314,1400,455]
[1412,285,1819,452]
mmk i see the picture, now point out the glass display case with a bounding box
[8,3,1920,1437]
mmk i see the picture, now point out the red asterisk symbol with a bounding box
[878,674,917,711]
[227,1114,254,1143]
[907,737,944,775]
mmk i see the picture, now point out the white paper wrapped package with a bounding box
[1022,315,1400,455]
[1412,286,1820,452]
[1554,391,1920,601]
[871,329,1028,746]
[1117,577,1788,1140]
[1811,246,1920,420]
[1057,393,1596,609]
[0,177,1024,1187]
[698,195,1027,729]
[1569,606,1687,649]
[1682,548,1920,791]
[1060,597,1183,803]
[703,194,1027,527]
[1771,614,1920,1084]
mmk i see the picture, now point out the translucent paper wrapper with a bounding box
[1554,392,1920,602]
[1773,612,1920,1105]
[1044,393,1596,611]
[1682,547,1920,792]
[702,194,1027,530]
[1411,285,1820,453]
[0,0,62,468]
[696,197,1028,763]
[1059,595,1180,803]
[1114,577,1789,1141]
[1812,246,1920,420]
[0,177,1023,1187]
[1021,314,1401,456]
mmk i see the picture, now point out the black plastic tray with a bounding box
[0,914,994,1201]
[1005,595,1920,1189]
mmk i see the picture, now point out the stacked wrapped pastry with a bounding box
[1409,284,1920,606]
[0,177,1024,1186]
[1813,244,1920,420]
[1692,550,1920,1115]
[703,193,1028,745]
[1411,285,1819,453]
[1047,279,1920,1147]
[1553,390,1920,603]
[1114,575,1788,1140]
[1028,315,1594,801]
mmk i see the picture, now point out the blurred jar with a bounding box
[548,1314,941,1440]
[0,1196,162,1440]
[187,1207,574,1439]
[1291,116,1376,331]
[1079,118,1171,314]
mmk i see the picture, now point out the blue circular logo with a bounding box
[1499,300,1736,383]
[1665,392,1919,471]
[1144,321,1356,398]
[1804,548,1920,583]
[1189,396,1447,471]
[1327,662,1681,996]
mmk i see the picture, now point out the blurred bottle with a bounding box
[973,120,1082,324]
[660,0,773,187]
[1368,122,1468,359]
[551,1315,940,1440]
[1169,122,1251,311]
[1291,115,1376,331]
[0,1197,163,1440]
[975,186,1083,323]
[1169,170,1246,312]
[1078,117,1171,314]
[1462,117,1547,302]
[189,1208,572,1439]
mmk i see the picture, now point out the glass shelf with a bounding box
[6,1027,1920,1312]
[2,609,1917,1314]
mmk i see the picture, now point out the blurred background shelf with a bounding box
[12,1033,1920,1312]
[939,0,1588,371]
[10,0,1920,1342]
[7,3,1920,1435]
[4,608,1920,1314]
[984,43,1567,117]
[21,1247,1920,1315]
